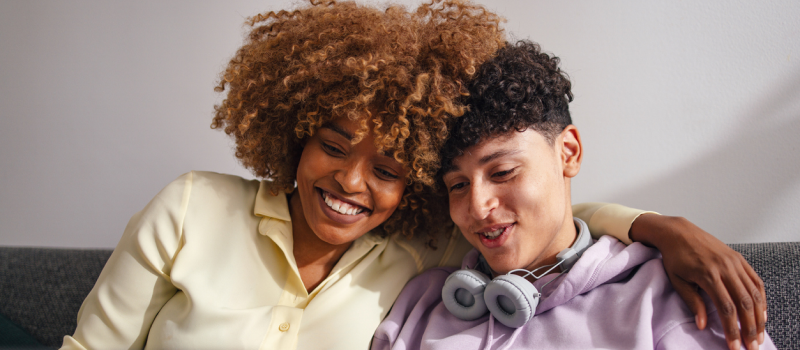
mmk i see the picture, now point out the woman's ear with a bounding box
[560,125,583,178]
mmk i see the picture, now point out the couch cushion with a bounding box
[0,312,48,348]
[0,243,797,349]
[0,247,112,348]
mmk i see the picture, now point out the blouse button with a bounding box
[279,322,290,332]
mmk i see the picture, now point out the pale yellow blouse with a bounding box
[61,171,647,350]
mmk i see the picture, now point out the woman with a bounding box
[61,1,764,349]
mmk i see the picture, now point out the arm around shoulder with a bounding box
[572,202,656,244]
[61,172,194,349]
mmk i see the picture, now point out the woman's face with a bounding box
[293,116,407,246]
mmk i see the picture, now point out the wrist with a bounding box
[629,213,686,248]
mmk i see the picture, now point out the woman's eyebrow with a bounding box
[321,122,353,141]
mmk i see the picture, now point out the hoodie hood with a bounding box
[461,234,662,315]
[533,236,661,313]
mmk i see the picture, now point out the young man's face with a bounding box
[442,126,583,274]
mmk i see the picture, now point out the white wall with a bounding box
[1,0,798,248]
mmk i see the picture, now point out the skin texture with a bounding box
[290,117,407,291]
[443,126,582,275]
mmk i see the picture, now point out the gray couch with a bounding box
[1,243,798,349]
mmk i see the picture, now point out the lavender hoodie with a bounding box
[372,235,775,350]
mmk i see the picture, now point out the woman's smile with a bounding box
[292,116,407,247]
[317,188,371,225]
[321,189,369,215]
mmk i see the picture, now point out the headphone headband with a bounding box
[556,217,592,272]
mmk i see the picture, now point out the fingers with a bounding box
[721,270,759,350]
[701,276,742,350]
[670,276,707,330]
[641,216,768,349]
[741,257,767,342]
[738,257,767,345]
[702,260,765,350]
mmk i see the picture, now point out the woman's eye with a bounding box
[322,143,344,155]
[375,167,399,180]
[449,182,468,192]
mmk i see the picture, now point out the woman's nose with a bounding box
[334,162,368,194]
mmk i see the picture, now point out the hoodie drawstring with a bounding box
[482,315,524,350]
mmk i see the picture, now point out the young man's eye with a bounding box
[492,168,517,179]
[375,167,399,180]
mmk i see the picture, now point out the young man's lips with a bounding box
[475,223,514,235]
[476,223,514,249]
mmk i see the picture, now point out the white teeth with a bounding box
[322,191,364,216]
[482,227,504,239]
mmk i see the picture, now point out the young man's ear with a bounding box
[559,125,583,178]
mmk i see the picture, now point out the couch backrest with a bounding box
[729,242,800,350]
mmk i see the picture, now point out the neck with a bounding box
[289,190,352,292]
[521,203,577,280]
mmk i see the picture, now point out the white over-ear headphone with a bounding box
[442,217,593,328]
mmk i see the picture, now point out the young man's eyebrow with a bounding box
[443,148,523,177]
[321,122,353,141]
[443,164,460,176]
[478,149,523,165]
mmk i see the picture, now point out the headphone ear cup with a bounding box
[442,269,492,320]
[484,274,540,328]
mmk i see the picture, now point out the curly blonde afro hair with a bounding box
[212,0,504,243]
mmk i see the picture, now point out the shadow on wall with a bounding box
[610,68,800,243]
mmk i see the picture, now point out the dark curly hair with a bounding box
[211,0,504,243]
[439,40,573,175]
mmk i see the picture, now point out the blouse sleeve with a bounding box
[572,202,657,245]
[60,172,193,349]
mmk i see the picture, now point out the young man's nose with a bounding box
[468,184,498,220]
[333,162,368,194]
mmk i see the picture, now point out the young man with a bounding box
[370,40,775,350]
